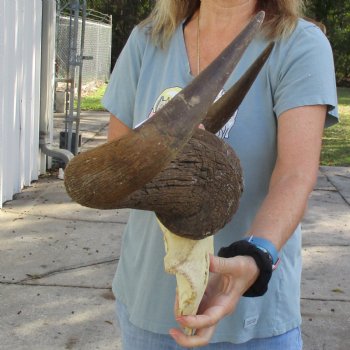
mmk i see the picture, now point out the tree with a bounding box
[306,0,350,84]
[87,0,153,67]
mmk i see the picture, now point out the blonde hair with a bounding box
[141,0,304,47]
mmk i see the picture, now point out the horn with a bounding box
[64,12,269,239]
[116,42,274,239]
[203,42,275,133]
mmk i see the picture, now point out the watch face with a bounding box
[254,245,272,262]
[266,253,273,264]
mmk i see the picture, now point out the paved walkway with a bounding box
[0,112,349,349]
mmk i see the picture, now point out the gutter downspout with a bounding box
[39,0,73,171]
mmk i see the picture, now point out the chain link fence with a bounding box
[56,10,112,85]
[54,3,112,157]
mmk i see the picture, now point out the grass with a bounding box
[78,83,349,166]
[321,87,350,166]
[76,83,107,111]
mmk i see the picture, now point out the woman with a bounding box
[102,0,338,348]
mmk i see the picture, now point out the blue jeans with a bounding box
[116,300,303,350]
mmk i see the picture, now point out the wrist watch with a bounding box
[244,235,280,270]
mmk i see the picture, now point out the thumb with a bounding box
[209,254,234,274]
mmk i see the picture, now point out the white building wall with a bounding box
[0,0,42,207]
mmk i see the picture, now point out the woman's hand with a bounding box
[169,254,259,348]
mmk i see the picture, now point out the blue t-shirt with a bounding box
[102,19,338,343]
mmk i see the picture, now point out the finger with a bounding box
[198,123,205,130]
[176,304,227,330]
[209,254,235,274]
[169,324,216,348]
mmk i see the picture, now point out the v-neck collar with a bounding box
[177,19,195,79]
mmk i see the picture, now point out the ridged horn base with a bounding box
[118,129,243,239]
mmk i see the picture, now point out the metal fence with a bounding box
[56,10,112,84]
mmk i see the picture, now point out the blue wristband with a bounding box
[244,236,279,265]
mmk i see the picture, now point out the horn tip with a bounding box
[256,11,265,23]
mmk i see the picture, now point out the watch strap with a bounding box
[244,235,279,265]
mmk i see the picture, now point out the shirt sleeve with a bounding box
[102,26,146,127]
[271,22,338,127]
